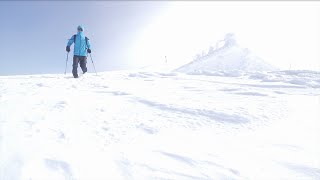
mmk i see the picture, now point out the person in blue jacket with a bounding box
[66,25,92,78]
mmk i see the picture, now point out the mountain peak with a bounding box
[176,33,277,74]
[223,33,237,47]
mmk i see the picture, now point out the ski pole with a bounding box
[89,53,97,75]
[64,52,69,75]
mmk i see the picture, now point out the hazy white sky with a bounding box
[0,1,319,75]
[132,1,320,70]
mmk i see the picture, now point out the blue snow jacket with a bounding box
[67,31,91,57]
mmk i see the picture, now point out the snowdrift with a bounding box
[176,33,277,75]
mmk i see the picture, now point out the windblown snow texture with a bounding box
[1,69,320,179]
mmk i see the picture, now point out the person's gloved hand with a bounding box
[87,49,91,53]
[66,46,70,52]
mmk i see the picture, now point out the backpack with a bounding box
[73,34,89,47]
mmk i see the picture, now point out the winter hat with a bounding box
[77,25,84,32]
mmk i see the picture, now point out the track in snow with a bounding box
[0,70,320,179]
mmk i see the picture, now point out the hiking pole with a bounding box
[64,52,69,75]
[89,53,97,75]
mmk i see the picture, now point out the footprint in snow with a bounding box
[219,88,239,92]
[111,91,130,96]
[234,92,268,96]
[53,101,67,109]
[95,90,130,96]
[136,123,158,134]
[35,83,46,87]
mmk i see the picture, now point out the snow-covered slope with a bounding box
[176,34,277,74]
[0,71,320,180]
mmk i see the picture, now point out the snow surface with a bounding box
[1,70,320,180]
[176,33,277,74]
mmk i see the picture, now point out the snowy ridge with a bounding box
[176,33,277,75]
[1,70,320,179]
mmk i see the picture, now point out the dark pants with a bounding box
[72,55,87,78]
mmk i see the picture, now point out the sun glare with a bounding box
[131,1,320,70]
